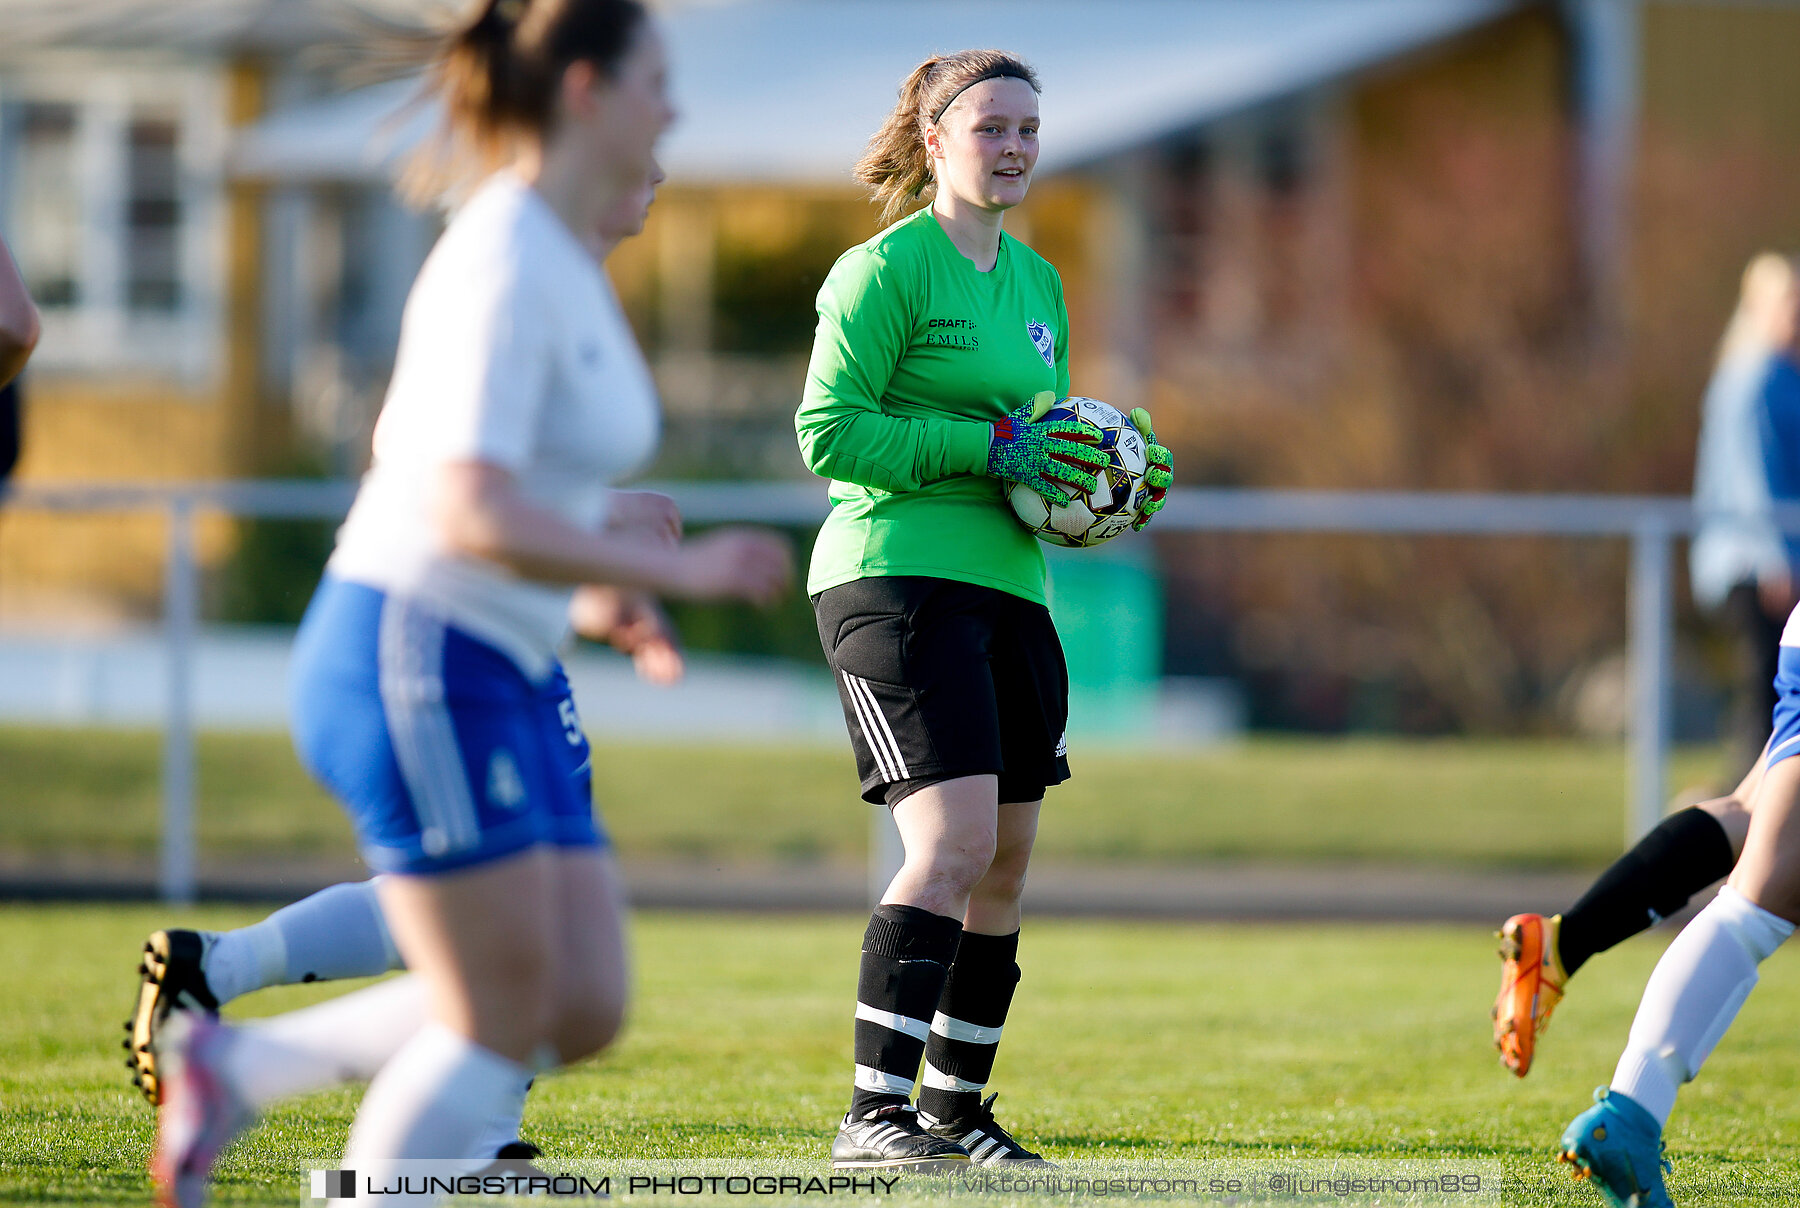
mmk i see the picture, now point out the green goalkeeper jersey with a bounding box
[797,208,1071,603]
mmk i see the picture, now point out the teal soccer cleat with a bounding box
[1558,1087,1674,1208]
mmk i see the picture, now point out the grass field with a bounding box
[3,905,1798,1206]
[0,729,1730,870]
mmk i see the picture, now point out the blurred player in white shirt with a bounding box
[148,3,790,1204]
[129,162,675,1167]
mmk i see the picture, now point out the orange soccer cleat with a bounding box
[1492,912,1567,1078]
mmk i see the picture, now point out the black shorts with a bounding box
[813,576,1071,806]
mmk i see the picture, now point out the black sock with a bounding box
[915,929,1020,1127]
[1557,807,1735,975]
[849,904,963,1120]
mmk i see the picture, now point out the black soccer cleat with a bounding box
[465,1141,586,1193]
[125,929,220,1107]
[831,1104,970,1170]
[922,1094,1053,1167]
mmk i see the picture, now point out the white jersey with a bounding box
[329,172,659,681]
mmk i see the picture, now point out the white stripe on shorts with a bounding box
[841,672,895,781]
[843,672,910,780]
[379,599,481,857]
[931,1012,1003,1045]
[854,1064,917,1096]
[921,1061,985,1092]
[400,609,481,853]
[856,1002,931,1041]
[1771,732,1800,762]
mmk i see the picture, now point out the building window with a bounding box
[126,114,182,313]
[0,65,224,381]
[1256,121,1311,336]
[1153,138,1210,337]
[1149,102,1335,362]
[15,101,81,309]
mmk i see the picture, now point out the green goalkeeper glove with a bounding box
[1128,407,1173,531]
[987,390,1106,504]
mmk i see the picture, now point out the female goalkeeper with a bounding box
[795,49,1173,1169]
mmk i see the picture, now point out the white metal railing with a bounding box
[6,479,1791,903]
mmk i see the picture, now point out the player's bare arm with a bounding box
[569,585,684,684]
[0,235,40,388]
[432,461,790,605]
[605,488,682,544]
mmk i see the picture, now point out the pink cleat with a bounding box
[150,1011,255,1208]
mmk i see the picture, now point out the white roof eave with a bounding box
[228,0,1516,187]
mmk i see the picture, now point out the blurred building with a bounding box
[0,0,1539,618]
[0,0,431,618]
[2,0,1798,732]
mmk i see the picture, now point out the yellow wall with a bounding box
[1,380,242,622]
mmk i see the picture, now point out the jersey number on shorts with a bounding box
[558,699,584,745]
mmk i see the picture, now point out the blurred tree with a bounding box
[213,451,335,625]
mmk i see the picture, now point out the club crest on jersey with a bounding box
[1028,320,1055,368]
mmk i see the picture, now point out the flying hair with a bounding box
[853,49,1040,225]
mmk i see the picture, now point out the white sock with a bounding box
[220,975,426,1107]
[1611,885,1794,1126]
[465,1069,533,1159]
[205,879,400,1004]
[345,1024,533,1204]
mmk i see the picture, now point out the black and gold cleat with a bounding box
[125,929,219,1106]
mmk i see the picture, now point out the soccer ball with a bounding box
[1006,396,1151,548]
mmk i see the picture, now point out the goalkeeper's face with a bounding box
[926,76,1040,214]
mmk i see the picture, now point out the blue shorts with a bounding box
[289,576,605,875]
[1768,645,1800,771]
